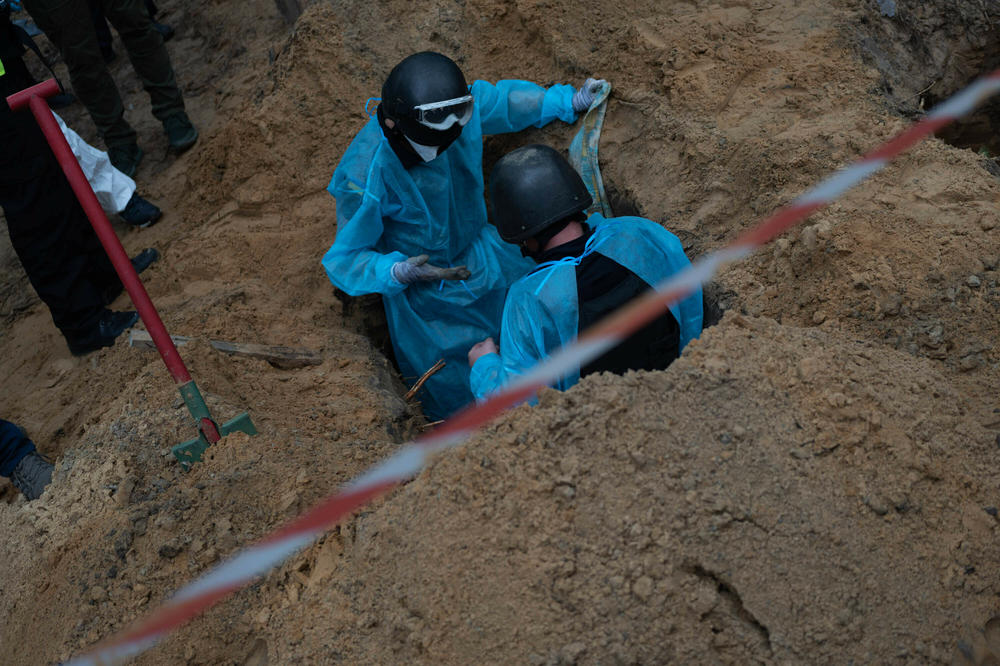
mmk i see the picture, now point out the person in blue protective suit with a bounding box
[322,51,606,419]
[467,144,703,401]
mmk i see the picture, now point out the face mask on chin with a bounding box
[404,136,442,163]
[400,121,464,163]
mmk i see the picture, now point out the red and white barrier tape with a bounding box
[67,68,1000,665]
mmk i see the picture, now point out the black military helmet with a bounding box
[381,52,472,148]
[489,144,593,242]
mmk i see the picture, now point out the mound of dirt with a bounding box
[2,0,1000,663]
[277,314,999,664]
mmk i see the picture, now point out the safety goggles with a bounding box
[412,95,474,130]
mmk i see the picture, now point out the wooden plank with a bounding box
[129,329,191,348]
[208,339,322,369]
[129,330,322,369]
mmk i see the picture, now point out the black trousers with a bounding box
[0,111,121,345]
[23,0,185,148]
[92,0,160,55]
[0,419,35,478]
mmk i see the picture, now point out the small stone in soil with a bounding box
[159,540,184,559]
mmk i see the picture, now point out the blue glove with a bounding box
[10,0,22,11]
[571,78,607,113]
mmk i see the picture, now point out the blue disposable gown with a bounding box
[323,79,577,419]
[469,214,703,401]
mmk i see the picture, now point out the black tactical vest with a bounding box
[533,228,681,379]
[575,252,680,377]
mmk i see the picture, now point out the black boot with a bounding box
[102,248,161,305]
[119,194,162,228]
[163,112,198,153]
[66,310,139,356]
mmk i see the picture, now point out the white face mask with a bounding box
[405,136,441,163]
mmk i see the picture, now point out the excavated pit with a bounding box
[852,0,1000,159]
[934,95,1000,156]
[925,31,1000,159]
[3,0,1000,664]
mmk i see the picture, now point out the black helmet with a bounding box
[489,144,593,242]
[381,52,472,149]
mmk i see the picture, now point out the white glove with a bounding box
[571,78,607,113]
[391,255,471,284]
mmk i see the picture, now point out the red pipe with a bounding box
[7,79,193,385]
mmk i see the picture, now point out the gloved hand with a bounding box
[391,254,471,284]
[572,78,607,113]
[468,337,498,366]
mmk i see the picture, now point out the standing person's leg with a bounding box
[0,420,35,479]
[7,192,140,355]
[53,112,163,227]
[0,128,137,354]
[87,0,117,62]
[53,112,135,216]
[100,0,196,151]
[0,420,54,501]
[18,152,154,329]
[22,0,138,153]
[99,0,181,120]
[143,0,175,41]
[5,160,112,345]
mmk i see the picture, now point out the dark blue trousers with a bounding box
[0,419,36,478]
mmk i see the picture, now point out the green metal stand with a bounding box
[170,380,257,468]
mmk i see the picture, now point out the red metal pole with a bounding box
[7,79,192,384]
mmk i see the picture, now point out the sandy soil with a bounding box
[2,0,1000,663]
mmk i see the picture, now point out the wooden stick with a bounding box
[404,359,445,401]
[129,329,322,369]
